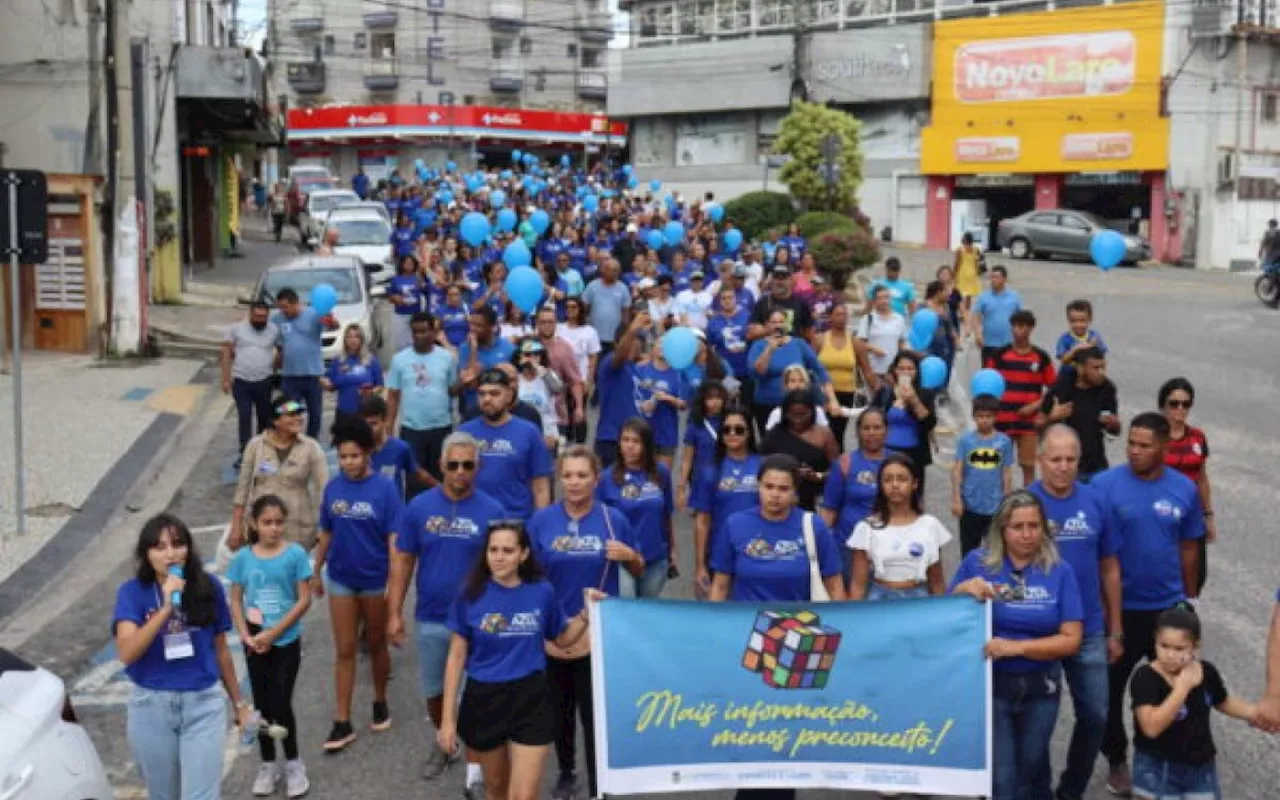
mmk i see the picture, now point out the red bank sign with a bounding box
[953,31,1136,104]
[287,104,627,142]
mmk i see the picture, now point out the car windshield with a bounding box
[298,179,336,195]
[330,220,390,245]
[260,268,362,305]
[1071,211,1107,228]
[310,193,357,213]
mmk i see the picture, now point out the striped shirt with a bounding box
[985,345,1056,435]
[1164,426,1209,484]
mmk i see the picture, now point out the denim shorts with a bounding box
[416,620,453,698]
[324,567,385,598]
[866,582,929,602]
[1132,749,1220,800]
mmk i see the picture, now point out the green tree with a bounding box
[774,100,864,213]
[722,191,796,241]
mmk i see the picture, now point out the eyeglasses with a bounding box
[1166,400,1192,410]
[445,460,476,472]
[275,401,304,416]
[722,424,749,435]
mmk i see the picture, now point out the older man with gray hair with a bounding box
[1027,423,1123,800]
[386,430,505,786]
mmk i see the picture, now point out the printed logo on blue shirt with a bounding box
[744,538,802,560]
[718,474,758,493]
[854,470,876,487]
[479,609,542,636]
[423,515,481,538]
[621,481,662,501]
[476,438,516,456]
[1152,499,1183,520]
[1052,510,1094,541]
[329,499,377,519]
[551,535,605,554]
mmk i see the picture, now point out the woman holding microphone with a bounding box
[113,514,251,800]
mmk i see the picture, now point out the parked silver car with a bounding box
[996,209,1150,264]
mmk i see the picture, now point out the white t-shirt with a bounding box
[765,405,830,431]
[500,322,532,343]
[648,296,676,326]
[856,311,907,374]
[518,374,560,438]
[674,288,714,330]
[557,323,602,382]
[846,514,952,583]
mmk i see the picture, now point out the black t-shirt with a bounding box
[749,293,813,336]
[1040,374,1118,474]
[1130,660,1227,765]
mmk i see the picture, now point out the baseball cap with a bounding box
[690,270,705,279]
[478,368,511,388]
[771,265,792,276]
[732,264,749,277]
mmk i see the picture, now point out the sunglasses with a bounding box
[445,459,476,472]
[275,401,304,416]
[722,424,749,436]
[1165,399,1192,410]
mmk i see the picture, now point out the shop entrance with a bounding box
[953,177,1036,251]
[1062,173,1152,237]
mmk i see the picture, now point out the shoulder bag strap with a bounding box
[803,512,829,602]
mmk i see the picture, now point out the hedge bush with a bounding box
[809,227,881,291]
[723,191,796,241]
[794,211,857,239]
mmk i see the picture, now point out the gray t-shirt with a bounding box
[225,320,279,382]
[582,279,630,344]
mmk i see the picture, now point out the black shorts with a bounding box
[458,671,554,752]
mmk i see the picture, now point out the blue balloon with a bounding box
[908,308,939,351]
[723,228,743,253]
[446,161,457,172]
[919,356,948,391]
[582,194,599,213]
[460,212,491,248]
[523,153,535,166]
[602,188,617,199]
[511,149,522,163]
[310,283,337,315]
[622,164,634,175]
[530,209,550,235]
[505,264,542,312]
[649,179,661,192]
[490,190,507,209]
[1090,229,1127,271]
[663,221,684,247]
[561,154,571,167]
[660,327,698,371]
[575,186,588,199]
[437,191,453,206]
[645,230,664,251]
[627,176,639,190]
[971,368,1006,400]
[414,159,424,169]
[496,208,518,233]
[707,203,725,224]
[500,169,513,181]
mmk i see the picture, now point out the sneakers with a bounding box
[322,721,356,753]
[551,772,578,800]
[420,742,456,780]
[464,782,487,800]
[370,700,392,732]
[252,762,280,796]
[283,760,309,798]
[1106,762,1133,797]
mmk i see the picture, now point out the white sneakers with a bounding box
[251,760,309,798]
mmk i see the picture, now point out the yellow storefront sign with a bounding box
[921,0,1169,175]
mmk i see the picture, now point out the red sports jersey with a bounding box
[1165,426,1209,484]
[985,346,1056,435]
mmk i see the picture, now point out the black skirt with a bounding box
[458,670,555,752]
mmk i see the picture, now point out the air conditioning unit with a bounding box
[1218,152,1235,185]
[1189,2,1233,39]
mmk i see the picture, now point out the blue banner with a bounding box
[590,597,991,796]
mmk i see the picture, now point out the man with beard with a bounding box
[386,312,458,492]
[458,368,553,517]
[222,300,279,465]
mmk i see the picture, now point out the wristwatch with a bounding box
[1108,633,1125,642]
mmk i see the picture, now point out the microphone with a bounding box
[169,564,184,609]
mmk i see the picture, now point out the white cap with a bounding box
[626,222,638,233]
[636,277,656,290]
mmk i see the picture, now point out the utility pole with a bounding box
[103,0,118,345]
[1232,31,1247,246]
[790,0,812,104]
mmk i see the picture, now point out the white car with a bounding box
[322,208,395,285]
[251,255,386,362]
[0,650,113,800]
[333,199,391,226]
[300,189,360,245]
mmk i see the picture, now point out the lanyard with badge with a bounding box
[155,586,195,660]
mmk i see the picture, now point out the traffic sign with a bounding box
[0,169,48,264]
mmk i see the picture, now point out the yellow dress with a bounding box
[955,246,981,298]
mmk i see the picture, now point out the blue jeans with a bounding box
[1132,749,1220,799]
[415,620,452,698]
[127,685,227,800]
[992,670,1062,800]
[1058,635,1110,799]
[281,375,323,438]
[620,557,669,598]
[865,582,929,601]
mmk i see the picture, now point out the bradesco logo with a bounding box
[954,30,1137,103]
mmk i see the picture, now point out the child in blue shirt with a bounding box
[1055,298,1108,369]
[951,395,1016,555]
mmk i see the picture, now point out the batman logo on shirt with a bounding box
[967,448,1002,470]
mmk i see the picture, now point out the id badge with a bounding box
[163,631,195,660]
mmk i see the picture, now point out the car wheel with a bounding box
[1009,238,1032,259]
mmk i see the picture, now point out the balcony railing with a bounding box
[490,0,526,28]
[363,57,399,91]
[490,59,524,92]
[579,9,614,41]
[287,61,325,93]
[577,68,607,99]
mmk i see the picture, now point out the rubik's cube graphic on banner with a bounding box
[742,610,842,690]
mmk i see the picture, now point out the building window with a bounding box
[493,35,516,60]
[520,36,532,54]
[323,34,335,55]
[354,32,366,49]
[582,47,602,68]
[370,31,394,60]
[1265,93,1279,123]
[845,0,893,21]
[567,43,578,58]
[718,0,750,33]
[757,0,794,27]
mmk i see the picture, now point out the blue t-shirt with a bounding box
[974,289,1023,349]
[529,502,637,616]
[1091,466,1204,611]
[596,464,674,563]
[821,449,893,542]
[950,550,1084,674]
[439,305,471,347]
[746,338,830,406]
[707,308,752,378]
[391,226,416,259]
[227,543,313,645]
[956,430,1015,515]
[1054,329,1109,362]
[458,338,517,411]
[632,362,686,449]
[682,416,721,485]
[690,454,763,554]
[884,405,921,451]
[388,275,424,316]
[1028,481,1118,638]
[595,356,639,445]
[112,577,233,691]
[272,307,324,377]
[326,355,383,414]
[779,235,806,262]
[710,508,842,602]
[397,487,506,623]
[870,278,916,317]
[460,415,553,518]
[372,436,417,498]
[319,471,404,591]
[446,580,568,684]
[386,346,457,431]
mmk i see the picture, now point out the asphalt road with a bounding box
[24,249,1280,799]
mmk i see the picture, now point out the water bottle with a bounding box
[239,709,261,755]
